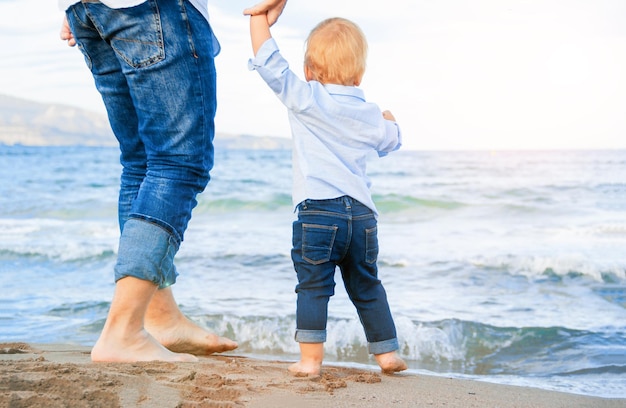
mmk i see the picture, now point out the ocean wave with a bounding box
[28,307,626,374]
[559,365,626,376]
[373,194,466,212]
[418,320,626,377]
[589,223,626,236]
[163,314,626,381]
[592,286,626,308]
[470,254,626,283]
[0,218,118,262]
[0,248,116,264]
[537,222,626,239]
[195,195,292,213]
[40,305,626,380]
[195,193,468,214]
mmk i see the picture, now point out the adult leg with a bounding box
[131,0,236,356]
[67,0,235,361]
[66,2,195,363]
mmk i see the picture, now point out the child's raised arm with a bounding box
[250,14,272,56]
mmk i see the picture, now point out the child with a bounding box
[247,13,407,375]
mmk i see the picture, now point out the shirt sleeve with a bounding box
[377,120,403,157]
[248,38,313,112]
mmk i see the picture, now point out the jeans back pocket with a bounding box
[302,223,338,265]
[109,0,165,69]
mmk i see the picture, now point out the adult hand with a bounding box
[60,16,76,47]
[243,0,287,26]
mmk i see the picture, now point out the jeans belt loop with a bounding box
[343,196,351,210]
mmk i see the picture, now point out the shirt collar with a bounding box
[323,83,366,102]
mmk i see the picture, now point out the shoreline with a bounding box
[1,342,624,407]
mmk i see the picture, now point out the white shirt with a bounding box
[59,0,145,9]
[249,38,402,216]
[58,1,210,24]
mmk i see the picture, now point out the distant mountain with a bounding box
[0,94,291,150]
[0,94,116,147]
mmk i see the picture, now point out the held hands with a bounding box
[60,16,76,47]
[383,110,396,122]
[243,0,287,26]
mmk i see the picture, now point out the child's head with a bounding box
[304,17,367,86]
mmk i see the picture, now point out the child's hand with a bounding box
[382,110,396,121]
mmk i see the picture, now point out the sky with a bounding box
[0,0,625,151]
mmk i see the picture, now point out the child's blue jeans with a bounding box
[66,0,219,288]
[291,196,399,355]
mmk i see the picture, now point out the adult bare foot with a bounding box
[145,287,237,356]
[145,314,238,355]
[91,329,198,363]
[375,351,408,374]
[90,276,198,363]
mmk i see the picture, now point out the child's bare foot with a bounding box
[91,329,198,363]
[145,315,238,355]
[375,351,408,374]
[289,342,324,376]
[288,360,322,376]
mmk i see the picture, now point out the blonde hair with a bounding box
[304,17,368,86]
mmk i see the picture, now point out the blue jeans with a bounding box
[291,196,399,355]
[66,0,218,288]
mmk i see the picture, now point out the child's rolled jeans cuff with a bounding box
[114,218,179,289]
[294,329,327,343]
[368,338,399,355]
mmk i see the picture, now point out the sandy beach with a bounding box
[1,342,623,408]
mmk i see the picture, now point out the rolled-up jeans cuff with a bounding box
[368,338,399,355]
[294,329,326,343]
[114,218,179,289]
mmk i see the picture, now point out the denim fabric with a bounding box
[66,0,217,242]
[66,0,218,286]
[114,218,179,288]
[291,196,399,355]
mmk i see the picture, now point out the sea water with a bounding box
[1,145,625,398]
